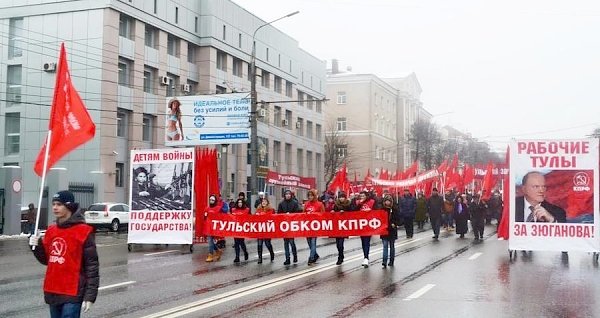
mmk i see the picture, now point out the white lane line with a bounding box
[144,250,179,256]
[143,237,424,318]
[403,284,436,301]
[99,281,136,291]
[97,243,124,248]
[468,252,483,260]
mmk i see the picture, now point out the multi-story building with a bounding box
[0,0,325,234]
[325,62,426,181]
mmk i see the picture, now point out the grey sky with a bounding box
[233,0,600,150]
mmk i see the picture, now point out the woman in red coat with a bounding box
[231,199,250,263]
[255,198,275,263]
[355,191,375,268]
[304,189,324,265]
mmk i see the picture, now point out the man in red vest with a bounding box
[29,190,99,317]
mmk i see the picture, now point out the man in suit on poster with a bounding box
[515,171,567,223]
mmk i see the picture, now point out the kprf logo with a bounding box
[572,172,590,192]
[49,237,67,264]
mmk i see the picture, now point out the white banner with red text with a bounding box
[128,148,194,244]
[509,139,599,252]
[203,211,389,239]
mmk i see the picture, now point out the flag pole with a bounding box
[32,130,52,251]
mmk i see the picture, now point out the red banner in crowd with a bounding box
[266,171,316,190]
[369,169,440,187]
[203,211,388,239]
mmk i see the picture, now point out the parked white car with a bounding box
[84,203,130,232]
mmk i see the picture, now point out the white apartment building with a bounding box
[0,0,325,234]
[325,66,425,180]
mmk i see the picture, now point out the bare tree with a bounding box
[324,122,351,189]
[409,120,442,170]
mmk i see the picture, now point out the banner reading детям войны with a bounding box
[204,211,389,239]
[509,139,599,252]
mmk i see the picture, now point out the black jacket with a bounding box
[380,205,401,240]
[277,198,300,214]
[426,194,444,219]
[399,195,417,218]
[32,211,99,305]
[515,196,567,223]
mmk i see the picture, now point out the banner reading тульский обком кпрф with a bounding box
[165,93,250,146]
[509,139,599,252]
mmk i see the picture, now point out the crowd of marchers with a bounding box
[203,187,504,269]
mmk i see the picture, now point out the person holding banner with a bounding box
[380,195,401,268]
[166,98,184,141]
[29,190,99,317]
[304,189,325,265]
[332,192,357,265]
[278,190,300,265]
[205,194,229,262]
[355,191,375,268]
[515,171,567,223]
[255,198,276,264]
[231,199,250,263]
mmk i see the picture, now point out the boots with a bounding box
[283,258,291,265]
[257,246,263,264]
[258,256,263,264]
[270,250,275,262]
[244,250,249,261]
[205,253,214,262]
[214,249,223,261]
[293,254,298,263]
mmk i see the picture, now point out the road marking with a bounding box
[142,237,423,318]
[468,252,483,260]
[403,284,435,301]
[97,243,124,248]
[99,281,136,290]
[144,250,179,256]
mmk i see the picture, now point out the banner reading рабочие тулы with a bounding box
[509,139,599,252]
[204,211,389,239]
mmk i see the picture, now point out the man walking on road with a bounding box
[426,188,444,240]
[400,189,417,238]
[29,190,99,318]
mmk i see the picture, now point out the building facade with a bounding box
[0,0,325,234]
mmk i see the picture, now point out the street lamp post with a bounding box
[249,11,299,199]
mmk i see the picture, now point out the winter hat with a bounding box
[52,190,75,205]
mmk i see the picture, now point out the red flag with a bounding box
[404,161,419,177]
[481,161,495,200]
[497,146,510,239]
[437,159,448,173]
[463,164,475,185]
[34,43,95,176]
[448,153,459,172]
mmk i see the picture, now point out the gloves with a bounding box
[82,301,93,313]
[29,235,39,247]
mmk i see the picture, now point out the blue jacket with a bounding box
[399,195,417,218]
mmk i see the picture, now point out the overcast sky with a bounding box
[233,0,600,150]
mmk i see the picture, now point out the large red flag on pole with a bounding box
[497,147,510,240]
[34,43,96,176]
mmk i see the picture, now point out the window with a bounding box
[216,50,227,71]
[375,146,380,159]
[261,71,270,88]
[297,91,305,106]
[118,57,132,87]
[188,43,197,63]
[286,81,293,97]
[142,115,154,142]
[232,58,243,77]
[273,141,281,167]
[316,100,322,113]
[274,76,282,94]
[187,79,197,95]
[296,118,304,136]
[175,7,179,24]
[337,91,347,104]
[4,113,20,155]
[336,145,348,158]
[216,85,226,94]
[307,96,314,110]
[306,121,313,139]
[274,106,282,127]
[6,65,22,104]
[143,66,156,94]
[315,153,322,184]
[285,143,292,173]
[115,163,125,187]
[222,25,226,40]
[285,110,292,129]
[307,151,314,177]
[195,17,198,33]
[238,33,242,48]
[297,149,304,176]
[315,124,322,141]
[8,18,23,58]
[167,34,179,56]
[119,14,134,39]
[337,117,347,131]
[144,25,158,48]
[166,73,179,97]
[116,110,127,137]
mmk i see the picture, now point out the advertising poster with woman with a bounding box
[509,139,599,252]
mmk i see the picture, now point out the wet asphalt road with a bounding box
[2,224,600,318]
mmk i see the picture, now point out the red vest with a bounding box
[304,200,324,213]
[43,223,93,296]
[256,207,274,215]
[358,199,375,211]
[231,207,250,216]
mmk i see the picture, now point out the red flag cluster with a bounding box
[327,163,349,194]
[194,148,219,238]
[34,43,96,176]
